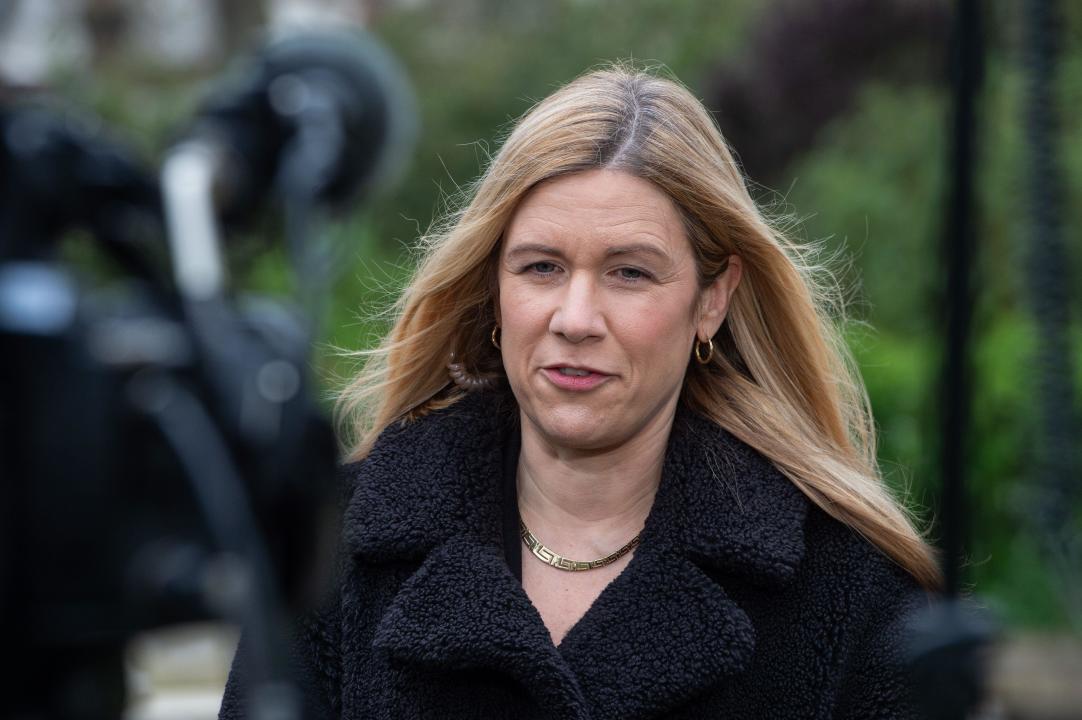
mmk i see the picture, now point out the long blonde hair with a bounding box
[336,64,942,591]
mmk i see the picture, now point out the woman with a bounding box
[222,65,942,719]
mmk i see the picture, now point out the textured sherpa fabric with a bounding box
[220,390,930,720]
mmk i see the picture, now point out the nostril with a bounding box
[549,313,604,343]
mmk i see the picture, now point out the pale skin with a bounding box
[497,169,742,647]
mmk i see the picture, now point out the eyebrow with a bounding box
[504,242,672,263]
[603,243,672,262]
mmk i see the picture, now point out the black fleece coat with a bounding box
[221,390,929,720]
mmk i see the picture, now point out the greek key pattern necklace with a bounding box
[519,519,640,572]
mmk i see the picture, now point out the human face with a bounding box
[497,169,738,454]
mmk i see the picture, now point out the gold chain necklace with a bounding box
[519,518,640,572]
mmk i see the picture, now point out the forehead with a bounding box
[503,169,688,254]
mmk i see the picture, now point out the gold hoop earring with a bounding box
[491,325,501,350]
[694,337,714,364]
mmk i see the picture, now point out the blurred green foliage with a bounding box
[55,0,1080,629]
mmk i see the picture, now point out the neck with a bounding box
[516,404,676,555]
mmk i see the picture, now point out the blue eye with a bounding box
[616,267,649,282]
[529,261,558,274]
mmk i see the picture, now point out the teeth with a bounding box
[559,368,590,377]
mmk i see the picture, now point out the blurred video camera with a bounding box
[0,29,414,720]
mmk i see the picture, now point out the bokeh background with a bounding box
[2,0,1080,717]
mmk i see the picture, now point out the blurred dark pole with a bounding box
[1022,0,1080,624]
[903,4,991,718]
[940,0,982,601]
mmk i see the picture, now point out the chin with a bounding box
[524,404,621,451]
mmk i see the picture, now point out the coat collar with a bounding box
[343,391,808,720]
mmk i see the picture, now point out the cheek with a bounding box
[612,295,697,366]
[497,281,547,358]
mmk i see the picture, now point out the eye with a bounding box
[527,261,559,275]
[615,267,651,282]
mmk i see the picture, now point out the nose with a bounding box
[549,272,605,343]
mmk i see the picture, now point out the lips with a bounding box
[542,365,612,391]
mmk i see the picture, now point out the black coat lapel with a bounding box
[343,392,590,716]
[372,536,590,720]
[654,412,808,584]
[342,390,517,562]
[556,543,755,720]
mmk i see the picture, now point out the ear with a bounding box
[696,256,742,341]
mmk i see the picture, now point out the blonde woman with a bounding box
[222,65,942,719]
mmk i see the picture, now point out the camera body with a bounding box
[0,27,413,719]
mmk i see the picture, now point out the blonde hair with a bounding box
[336,64,942,591]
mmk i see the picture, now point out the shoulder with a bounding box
[339,390,513,506]
[799,502,930,612]
[711,498,932,717]
[342,390,516,479]
[793,505,930,716]
[338,390,517,562]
